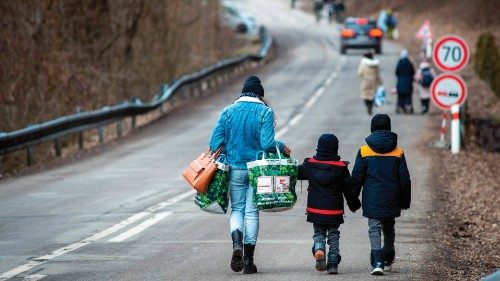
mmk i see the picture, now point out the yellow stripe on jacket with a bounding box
[360,145,404,158]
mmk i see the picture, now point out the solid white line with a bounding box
[107,212,172,243]
[24,274,46,280]
[0,190,195,280]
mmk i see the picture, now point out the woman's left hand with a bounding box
[284,146,292,156]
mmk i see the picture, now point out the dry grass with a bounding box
[0,0,237,132]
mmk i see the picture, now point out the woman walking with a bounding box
[357,52,382,115]
[395,49,416,114]
[209,76,291,274]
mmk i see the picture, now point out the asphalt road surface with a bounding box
[0,1,433,280]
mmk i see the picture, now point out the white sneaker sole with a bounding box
[371,268,384,275]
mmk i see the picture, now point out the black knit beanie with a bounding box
[241,76,264,97]
[371,113,391,133]
[315,134,339,160]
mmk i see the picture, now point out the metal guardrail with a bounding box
[0,26,273,158]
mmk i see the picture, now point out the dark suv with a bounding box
[340,17,383,54]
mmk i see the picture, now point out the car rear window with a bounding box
[345,20,376,34]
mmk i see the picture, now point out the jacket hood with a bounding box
[361,57,380,67]
[305,158,346,186]
[365,130,398,153]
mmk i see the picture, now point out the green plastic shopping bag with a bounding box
[194,160,230,214]
[247,148,298,212]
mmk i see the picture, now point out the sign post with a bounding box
[450,104,460,154]
[431,35,470,153]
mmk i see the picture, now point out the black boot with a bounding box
[327,253,341,274]
[383,247,395,270]
[370,250,384,275]
[230,230,244,272]
[312,242,326,271]
[243,244,257,274]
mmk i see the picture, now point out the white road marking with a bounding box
[24,274,46,280]
[0,190,195,280]
[107,212,172,243]
[276,71,337,140]
[275,126,289,139]
[289,113,304,126]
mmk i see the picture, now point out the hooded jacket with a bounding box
[298,157,361,225]
[395,57,416,95]
[357,57,382,100]
[351,130,411,219]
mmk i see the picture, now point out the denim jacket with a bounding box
[209,97,285,169]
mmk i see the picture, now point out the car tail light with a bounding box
[369,28,383,38]
[355,18,368,25]
[341,29,356,38]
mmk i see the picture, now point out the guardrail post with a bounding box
[131,116,137,129]
[78,132,84,150]
[98,127,105,144]
[26,147,33,166]
[116,119,123,138]
[54,139,62,157]
[76,106,84,150]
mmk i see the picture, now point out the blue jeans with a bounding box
[229,169,259,245]
[313,224,340,256]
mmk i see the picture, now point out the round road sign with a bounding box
[433,35,470,72]
[431,73,468,111]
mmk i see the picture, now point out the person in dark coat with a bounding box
[298,134,361,274]
[351,114,411,276]
[395,49,416,114]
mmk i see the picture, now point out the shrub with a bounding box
[474,33,500,97]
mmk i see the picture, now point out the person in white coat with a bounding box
[357,52,383,115]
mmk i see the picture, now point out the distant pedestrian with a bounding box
[377,10,388,33]
[209,76,291,274]
[395,49,415,114]
[313,0,324,23]
[414,61,436,114]
[298,134,361,275]
[385,10,398,39]
[352,114,411,276]
[333,0,345,23]
[358,52,383,115]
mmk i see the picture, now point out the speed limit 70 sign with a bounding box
[433,35,470,72]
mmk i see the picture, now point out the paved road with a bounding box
[0,1,433,280]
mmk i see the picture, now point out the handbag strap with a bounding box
[209,147,223,160]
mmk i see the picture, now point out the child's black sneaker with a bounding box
[383,248,395,271]
[327,253,341,274]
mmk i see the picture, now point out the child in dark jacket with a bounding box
[298,134,361,274]
[352,114,411,276]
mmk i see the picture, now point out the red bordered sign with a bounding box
[431,73,468,111]
[433,35,470,72]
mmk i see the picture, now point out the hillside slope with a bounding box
[0,1,235,132]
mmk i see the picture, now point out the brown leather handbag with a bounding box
[182,147,223,193]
